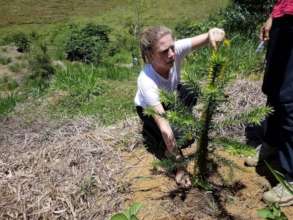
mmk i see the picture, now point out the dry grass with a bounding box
[215,78,266,139]
[0,115,141,219]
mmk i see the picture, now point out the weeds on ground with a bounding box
[49,63,106,114]
[256,162,293,220]
[48,62,136,123]
[8,62,26,73]
[213,138,255,157]
[257,203,288,220]
[29,43,55,83]
[265,160,293,198]
[0,55,12,65]
[80,175,97,197]
[111,202,142,220]
[0,76,18,91]
[0,93,18,115]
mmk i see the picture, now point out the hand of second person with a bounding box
[208,28,225,50]
[260,16,272,42]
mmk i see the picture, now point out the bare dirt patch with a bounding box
[123,145,293,220]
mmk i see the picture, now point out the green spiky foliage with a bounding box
[145,43,272,185]
[194,50,227,180]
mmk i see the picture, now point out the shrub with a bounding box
[175,0,274,39]
[65,23,111,64]
[220,0,274,37]
[28,43,55,88]
[12,32,31,52]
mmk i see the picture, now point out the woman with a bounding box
[134,26,225,187]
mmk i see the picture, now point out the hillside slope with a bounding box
[0,0,229,32]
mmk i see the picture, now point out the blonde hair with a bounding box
[140,26,174,63]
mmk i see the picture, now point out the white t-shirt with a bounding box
[134,38,192,108]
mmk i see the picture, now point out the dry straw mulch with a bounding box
[215,78,266,139]
[0,115,140,220]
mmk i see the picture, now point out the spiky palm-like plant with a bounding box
[146,43,272,185]
[193,50,227,180]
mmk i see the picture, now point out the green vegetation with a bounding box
[111,202,142,220]
[0,76,18,91]
[256,162,292,220]
[258,203,288,220]
[0,0,229,29]
[48,63,136,124]
[28,43,55,88]
[0,55,12,65]
[0,93,19,115]
[222,0,274,36]
[214,138,256,157]
[0,1,271,132]
[8,62,24,73]
[11,32,31,52]
[265,161,293,196]
[65,23,111,63]
[80,175,97,196]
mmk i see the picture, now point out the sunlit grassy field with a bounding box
[0,0,229,33]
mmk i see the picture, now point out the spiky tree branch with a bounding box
[194,51,226,179]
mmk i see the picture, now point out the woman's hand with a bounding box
[160,123,176,153]
[208,28,225,50]
[152,104,176,153]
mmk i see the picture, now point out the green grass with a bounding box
[0,76,18,91]
[214,138,256,157]
[82,80,136,124]
[0,93,18,116]
[51,64,106,98]
[183,35,264,81]
[0,55,12,65]
[49,63,136,124]
[8,62,24,73]
[49,79,136,125]
[0,0,229,34]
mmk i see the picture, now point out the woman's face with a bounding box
[150,34,175,76]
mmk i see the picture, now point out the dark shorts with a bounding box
[136,83,197,159]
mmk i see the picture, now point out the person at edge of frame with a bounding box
[245,0,293,207]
